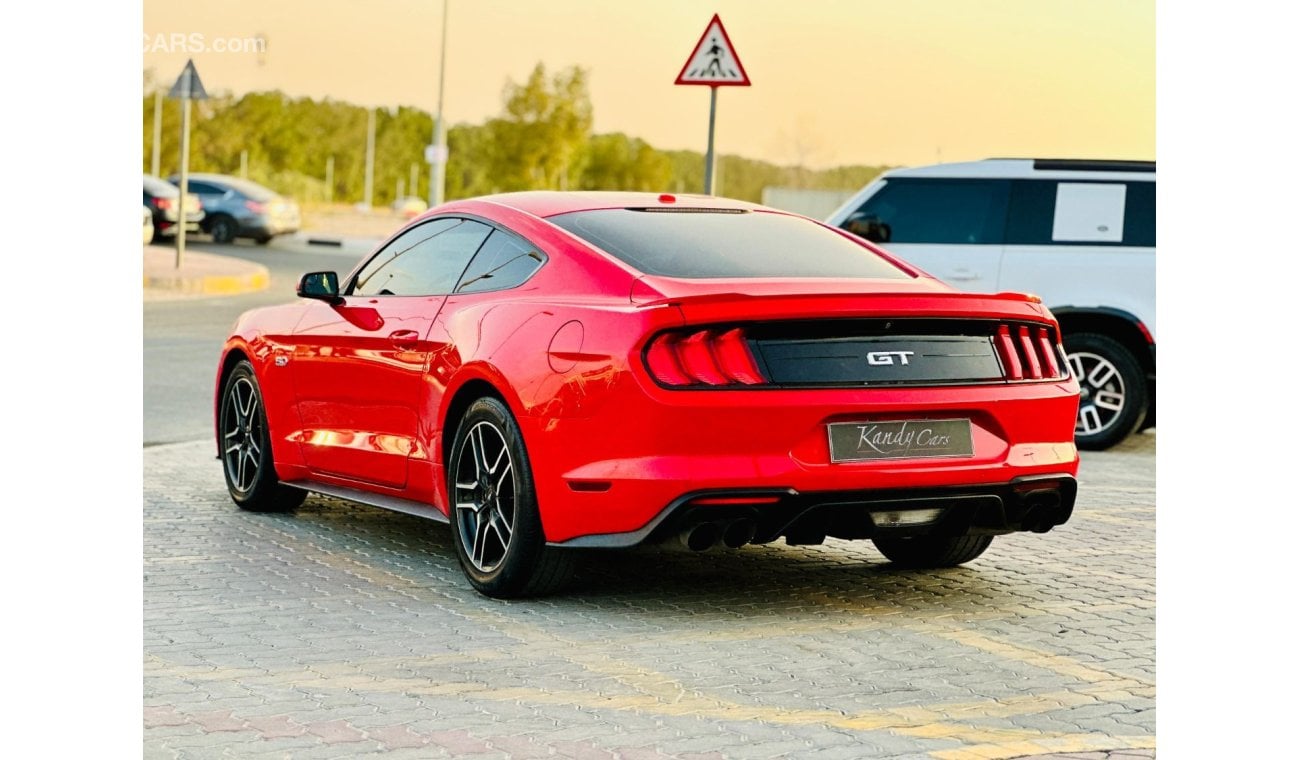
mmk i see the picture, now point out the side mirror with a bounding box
[298,271,342,304]
[845,214,891,244]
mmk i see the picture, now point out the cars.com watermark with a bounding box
[144,33,266,55]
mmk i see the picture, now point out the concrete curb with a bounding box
[143,245,270,297]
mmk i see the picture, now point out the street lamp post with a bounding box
[363,107,376,209]
[428,0,449,208]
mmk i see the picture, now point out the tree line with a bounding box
[143,63,889,206]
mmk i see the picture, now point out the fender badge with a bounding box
[274,355,289,367]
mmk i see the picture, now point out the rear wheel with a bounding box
[1064,332,1148,450]
[219,361,305,513]
[873,535,993,568]
[449,397,575,598]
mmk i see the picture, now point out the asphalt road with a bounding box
[143,236,375,445]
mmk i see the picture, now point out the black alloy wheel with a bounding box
[449,397,575,597]
[219,361,305,512]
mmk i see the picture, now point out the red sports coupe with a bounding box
[216,192,1080,597]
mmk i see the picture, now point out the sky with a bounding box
[142,0,1154,169]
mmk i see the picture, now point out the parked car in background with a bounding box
[828,159,1155,450]
[168,173,300,244]
[216,191,1080,597]
[142,206,154,245]
[143,174,204,243]
[392,196,429,219]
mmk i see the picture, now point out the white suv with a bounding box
[827,159,1155,450]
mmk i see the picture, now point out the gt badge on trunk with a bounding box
[828,419,974,462]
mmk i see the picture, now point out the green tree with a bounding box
[141,63,890,207]
[483,63,593,191]
[577,133,673,191]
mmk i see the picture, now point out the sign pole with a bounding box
[704,86,718,195]
[673,14,750,197]
[167,60,208,269]
[176,93,191,269]
[151,90,162,178]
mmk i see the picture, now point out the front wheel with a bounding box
[1064,332,1148,451]
[208,214,238,244]
[448,397,575,598]
[873,535,993,568]
[219,361,306,513]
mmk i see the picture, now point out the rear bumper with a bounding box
[553,473,1077,548]
[524,379,1081,544]
[231,211,299,238]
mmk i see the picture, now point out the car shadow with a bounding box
[287,493,1019,618]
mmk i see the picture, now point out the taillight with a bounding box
[153,197,172,210]
[1035,327,1062,377]
[245,200,266,213]
[645,328,767,387]
[996,323,1066,381]
[1017,326,1044,379]
[995,325,1023,380]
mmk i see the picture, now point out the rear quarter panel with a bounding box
[215,303,311,471]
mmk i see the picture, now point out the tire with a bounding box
[873,535,993,568]
[208,214,238,244]
[1063,332,1148,451]
[219,361,306,513]
[448,397,576,598]
[253,234,273,245]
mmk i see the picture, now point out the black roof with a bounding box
[981,158,1155,173]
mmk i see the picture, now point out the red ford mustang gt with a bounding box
[216,192,1080,597]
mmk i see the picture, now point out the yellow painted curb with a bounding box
[143,268,269,296]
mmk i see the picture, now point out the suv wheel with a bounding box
[1064,332,1148,450]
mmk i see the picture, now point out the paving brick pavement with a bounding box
[144,432,1156,759]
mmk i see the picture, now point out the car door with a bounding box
[290,217,492,488]
[839,178,1009,290]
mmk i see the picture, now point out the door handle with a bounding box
[389,329,420,349]
[948,268,981,282]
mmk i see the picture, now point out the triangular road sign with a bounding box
[168,59,209,100]
[675,14,751,87]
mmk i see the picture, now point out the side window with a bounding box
[455,230,546,294]
[1009,180,1154,247]
[1006,181,1057,244]
[1122,181,1156,247]
[351,218,490,296]
[842,179,1009,245]
[1052,183,1126,242]
[187,181,224,195]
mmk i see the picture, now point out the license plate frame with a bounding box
[827,418,975,463]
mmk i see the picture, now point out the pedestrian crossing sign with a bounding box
[674,14,751,87]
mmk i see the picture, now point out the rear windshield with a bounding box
[143,175,178,197]
[548,209,910,280]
